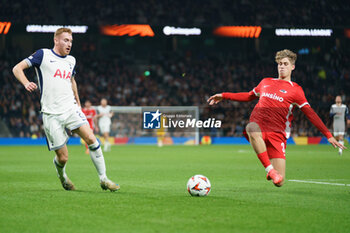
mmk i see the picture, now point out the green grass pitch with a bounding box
[0,144,349,233]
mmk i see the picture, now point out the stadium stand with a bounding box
[1,1,349,137]
[1,0,349,26]
[1,43,349,137]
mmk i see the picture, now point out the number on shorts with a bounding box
[281,142,286,156]
[77,110,87,120]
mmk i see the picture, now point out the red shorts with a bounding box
[243,130,286,159]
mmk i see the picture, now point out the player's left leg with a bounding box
[245,122,283,186]
[270,158,285,186]
[338,134,344,155]
[42,112,75,190]
[74,124,120,191]
[265,136,286,187]
[84,126,94,154]
[103,132,111,152]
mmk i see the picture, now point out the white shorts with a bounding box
[99,121,111,134]
[43,106,88,151]
[333,125,345,137]
[333,131,345,136]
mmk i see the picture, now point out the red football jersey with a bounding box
[82,107,97,129]
[250,78,309,138]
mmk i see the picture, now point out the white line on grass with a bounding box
[237,150,251,153]
[289,179,350,186]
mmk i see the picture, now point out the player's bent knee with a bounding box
[56,151,68,163]
[246,122,261,134]
[246,123,263,141]
[248,132,262,141]
[84,133,96,145]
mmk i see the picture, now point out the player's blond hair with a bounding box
[54,28,72,38]
[275,49,297,65]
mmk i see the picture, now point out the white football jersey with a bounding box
[25,49,76,114]
[97,105,112,124]
[330,104,348,129]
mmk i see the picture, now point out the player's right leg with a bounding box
[54,146,75,190]
[74,124,120,192]
[245,122,283,186]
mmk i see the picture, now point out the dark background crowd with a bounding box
[1,0,349,138]
[1,0,349,27]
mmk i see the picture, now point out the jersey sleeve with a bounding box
[251,79,265,97]
[72,65,76,77]
[24,49,43,68]
[294,86,310,108]
[301,106,333,139]
[221,92,258,102]
[330,105,335,118]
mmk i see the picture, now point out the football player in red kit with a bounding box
[207,49,345,187]
[82,100,98,154]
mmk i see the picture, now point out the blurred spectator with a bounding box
[1,40,349,137]
[1,0,350,27]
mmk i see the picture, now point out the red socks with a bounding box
[257,151,271,168]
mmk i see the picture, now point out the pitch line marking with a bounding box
[288,179,350,186]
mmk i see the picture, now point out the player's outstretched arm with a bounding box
[12,60,37,92]
[301,105,346,150]
[207,92,258,105]
[327,137,346,149]
[207,94,223,105]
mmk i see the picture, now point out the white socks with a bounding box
[89,140,107,181]
[339,140,344,154]
[53,157,67,182]
[104,140,111,152]
[265,164,273,173]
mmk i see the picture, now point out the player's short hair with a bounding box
[275,49,297,65]
[54,28,72,38]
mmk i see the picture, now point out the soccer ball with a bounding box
[187,174,211,196]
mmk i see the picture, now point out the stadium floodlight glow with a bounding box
[345,29,350,38]
[26,25,88,33]
[275,28,333,37]
[213,26,262,38]
[100,24,155,37]
[0,22,12,34]
[162,26,201,36]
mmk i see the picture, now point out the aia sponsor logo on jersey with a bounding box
[53,69,71,79]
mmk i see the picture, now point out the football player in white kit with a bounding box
[12,28,120,191]
[330,95,350,155]
[97,98,113,152]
